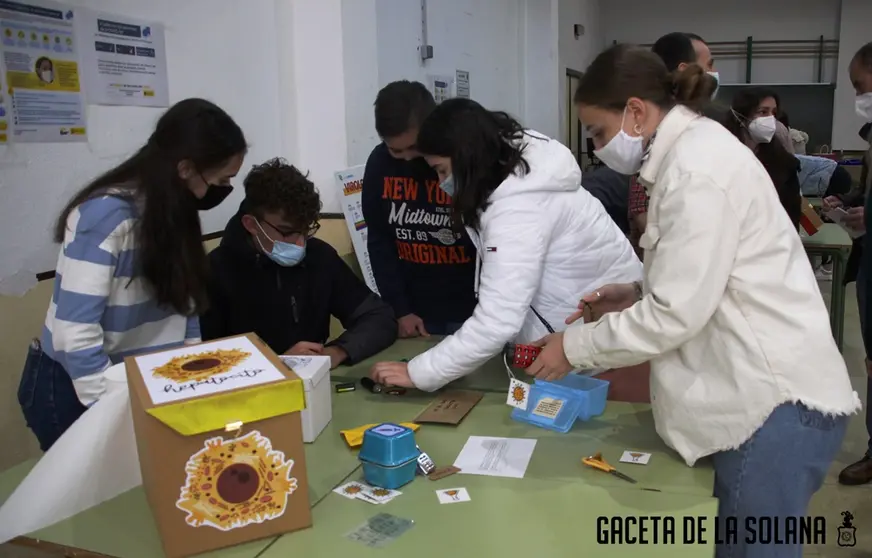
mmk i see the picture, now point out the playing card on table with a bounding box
[357,485,402,504]
[334,481,371,499]
[619,450,652,465]
[436,487,471,504]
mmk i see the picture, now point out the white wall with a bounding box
[600,0,842,85]
[831,0,872,151]
[520,0,559,139]
[0,0,286,294]
[557,0,603,142]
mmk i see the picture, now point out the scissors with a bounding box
[582,452,637,484]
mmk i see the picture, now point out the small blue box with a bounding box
[359,423,420,489]
[511,374,609,433]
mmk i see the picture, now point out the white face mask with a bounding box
[856,93,872,122]
[40,70,52,83]
[594,107,645,175]
[748,115,777,144]
[707,71,720,99]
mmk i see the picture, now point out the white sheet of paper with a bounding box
[436,488,470,504]
[619,450,652,465]
[453,436,537,479]
[0,377,141,544]
[133,336,286,405]
[825,208,864,239]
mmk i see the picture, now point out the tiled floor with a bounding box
[1,281,870,557]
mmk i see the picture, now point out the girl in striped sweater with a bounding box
[18,98,248,451]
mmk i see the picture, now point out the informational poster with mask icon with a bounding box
[75,9,169,108]
[335,166,380,294]
[0,0,87,143]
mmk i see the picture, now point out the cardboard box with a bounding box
[126,333,312,558]
[800,197,824,236]
[279,355,332,443]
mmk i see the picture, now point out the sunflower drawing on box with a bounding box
[152,349,251,383]
[176,431,298,531]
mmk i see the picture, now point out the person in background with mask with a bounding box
[532,45,859,558]
[35,56,53,84]
[370,98,641,391]
[361,81,477,339]
[628,32,718,252]
[18,99,246,451]
[837,40,872,486]
[201,158,397,366]
[722,87,801,229]
[746,88,796,155]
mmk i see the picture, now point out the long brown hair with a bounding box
[54,98,247,315]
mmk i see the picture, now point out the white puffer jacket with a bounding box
[408,131,643,391]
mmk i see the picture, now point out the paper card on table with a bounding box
[453,436,537,479]
[436,488,471,504]
[414,390,483,425]
[620,451,652,465]
[334,481,371,499]
[358,486,402,504]
[131,336,286,404]
[506,378,530,410]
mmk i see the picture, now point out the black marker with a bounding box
[335,382,356,393]
[360,377,384,394]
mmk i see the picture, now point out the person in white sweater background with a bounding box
[370,98,642,391]
[18,99,248,451]
[531,45,859,558]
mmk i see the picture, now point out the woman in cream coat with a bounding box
[532,45,859,558]
[370,98,642,391]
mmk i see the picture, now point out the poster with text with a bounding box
[77,9,168,107]
[335,165,379,294]
[0,0,87,142]
[0,66,8,143]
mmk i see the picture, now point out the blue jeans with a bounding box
[424,321,464,336]
[712,402,848,558]
[18,340,87,452]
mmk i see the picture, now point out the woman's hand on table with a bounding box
[527,332,574,381]
[370,361,416,388]
[565,282,638,325]
[844,207,865,232]
[822,196,843,211]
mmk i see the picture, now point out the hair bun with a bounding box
[672,64,717,112]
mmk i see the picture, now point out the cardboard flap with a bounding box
[147,379,306,436]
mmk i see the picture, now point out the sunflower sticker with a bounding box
[153,349,252,383]
[176,431,298,531]
[506,378,530,411]
[133,337,289,405]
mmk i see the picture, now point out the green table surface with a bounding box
[802,223,853,250]
[260,474,717,557]
[0,340,715,557]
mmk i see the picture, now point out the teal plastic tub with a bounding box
[358,423,420,489]
[511,373,609,432]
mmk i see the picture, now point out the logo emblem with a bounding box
[429,228,457,246]
[838,511,856,547]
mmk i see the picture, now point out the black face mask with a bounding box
[192,184,233,211]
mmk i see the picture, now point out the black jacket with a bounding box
[201,205,397,363]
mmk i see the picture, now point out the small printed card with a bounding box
[334,481,371,499]
[506,378,530,410]
[436,488,471,504]
[531,396,564,419]
[620,451,652,465]
[358,485,402,504]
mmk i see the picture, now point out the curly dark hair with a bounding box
[242,158,322,232]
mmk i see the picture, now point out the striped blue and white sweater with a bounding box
[42,194,200,406]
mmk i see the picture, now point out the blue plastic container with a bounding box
[358,423,420,489]
[511,373,610,432]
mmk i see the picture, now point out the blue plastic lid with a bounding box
[511,374,609,433]
[358,423,420,467]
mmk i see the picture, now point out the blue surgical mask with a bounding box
[255,221,306,267]
[439,174,455,196]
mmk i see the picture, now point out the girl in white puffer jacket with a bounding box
[370,98,642,391]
